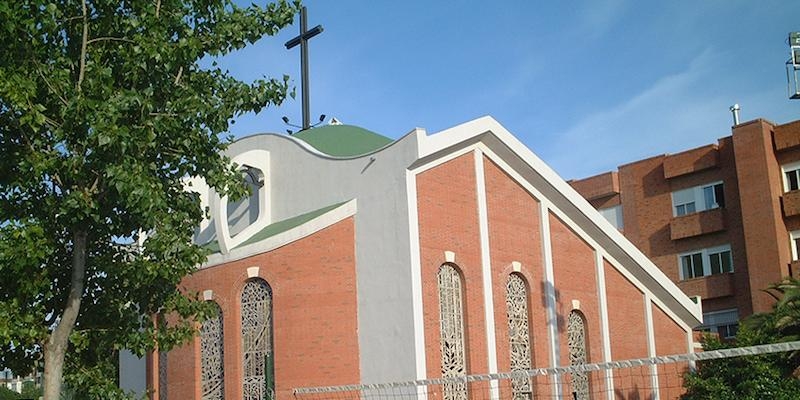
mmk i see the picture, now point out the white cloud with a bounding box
[542,48,736,179]
[575,0,630,40]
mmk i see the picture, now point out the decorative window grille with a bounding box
[158,350,168,400]
[437,264,468,400]
[241,279,275,400]
[567,310,589,400]
[200,302,225,400]
[506,274,532,400]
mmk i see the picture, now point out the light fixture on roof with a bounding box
[282,114,326,135]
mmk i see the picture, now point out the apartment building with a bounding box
[570,118,800,338]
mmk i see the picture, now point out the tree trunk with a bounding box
[43,230,88,400]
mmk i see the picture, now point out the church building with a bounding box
[146,116,703,399]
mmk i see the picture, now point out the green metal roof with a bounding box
[238,201,347,247]
[293,124,393,157]
[202,201,348,254]
[203,239,221,254]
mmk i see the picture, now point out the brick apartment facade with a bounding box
[570,117,800,338]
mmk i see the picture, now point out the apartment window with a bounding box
[679,244,733,280]
[680,253,704,279]
[598,204,623,230]
[672,182,724,217]
[783,161,800,192]
[708,248,733,275]
[701,309,739,339]
[790,231,800,261]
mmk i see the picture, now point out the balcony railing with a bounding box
[670,208,726,240]
[677,272,735,300]
[774,120,800,152]
[783,190,800,217]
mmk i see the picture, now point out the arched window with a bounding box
[506,273,532,400]
[227,167,263,237]
[438,264,467,400]
[567,310,589,400]
[200,302,225,400]
[241,279,275,400]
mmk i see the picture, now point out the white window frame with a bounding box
[671,181,724,217]
[790,230,800,261]
[781,160,800,192]
[678,244,733,280]
[701,309,739,339]
[598,204,623,230]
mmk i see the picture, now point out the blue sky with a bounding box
[218,0,800,179]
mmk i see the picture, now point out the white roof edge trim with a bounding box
[227,128,421,161]
[201,199,357,268]
[420,116,702,324]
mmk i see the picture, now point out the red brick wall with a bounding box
[482,157,548,398]
[414,151,694,399]
[549,213,606,395]
[416,153,488,396]
[653,304,690,399]
[732,119,788,313]
[604,260,651,398]
[161,217,360,400]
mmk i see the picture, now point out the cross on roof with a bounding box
[285,6,324,131]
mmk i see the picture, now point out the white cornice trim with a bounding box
[540,203,562,399]
[405,169,428,383]
[474,149,499,399]
[645,295,661,400]
[595,250,615,400]
[202,199,357,268]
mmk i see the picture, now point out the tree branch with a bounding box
[174,66,183,85]
[77,0,88,90]
[86,37,135,45]
[36,68,68,106]
[156,0,161,18]
[43,230,88,400]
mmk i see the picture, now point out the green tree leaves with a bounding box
[0,0,298,397]
[682,279,800,399]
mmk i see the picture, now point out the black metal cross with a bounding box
[285,6,324,131]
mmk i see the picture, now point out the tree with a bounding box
[682,277,800,399]
[754,277,800,341]
[0,0,298,398]
[682,328,800,400]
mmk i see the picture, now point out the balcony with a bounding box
[677,273,735,300]
[774,120,800,152]
[569,171,620,201]
[663,144,719,179]
[670,208,726,240]
[783,190,800,217]
[790,260,800,278]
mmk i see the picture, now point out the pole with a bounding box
[300,7,310,130]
